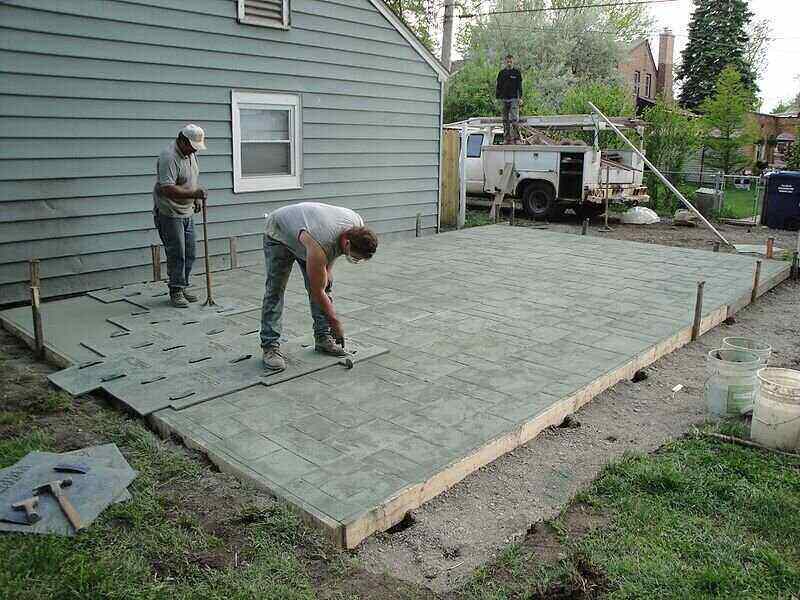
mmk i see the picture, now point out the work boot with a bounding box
[182,289,199,303]
[262,346,286,371]
[314,334,347,357]
[169,288,189,308]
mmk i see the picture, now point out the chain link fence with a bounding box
[645,170,764,223]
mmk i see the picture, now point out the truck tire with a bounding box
[522,182,557,220]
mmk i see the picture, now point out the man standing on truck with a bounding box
[153,124,207,308]
[496,54,523,144]
[260,202,379,371]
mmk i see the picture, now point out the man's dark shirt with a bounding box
[496,68,523,100]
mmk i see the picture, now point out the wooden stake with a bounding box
[229,237,238,269]
[415,213,422,238]
[691,280,705,341]
[150,245,161,282]
[766,236,774,259]
[29,259,40,287]
[700,431,800,459]
[751,260,762,303]
[509,197,515,226]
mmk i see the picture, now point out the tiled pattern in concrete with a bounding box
[2,226,790,546]
[151,227,788,545]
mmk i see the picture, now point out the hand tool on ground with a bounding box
[33,478,83,531]
[54,463,90,474]
[201,197,217,306]
[10,496,40,524]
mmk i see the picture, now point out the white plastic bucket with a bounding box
[705,348,761,417]
[751,368,800,451]
[722,337,772,365]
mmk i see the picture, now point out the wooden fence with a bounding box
[440,129,460,227]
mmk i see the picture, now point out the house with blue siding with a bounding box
[0,0,448,303]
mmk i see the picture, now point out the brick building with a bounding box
[619,28,675,112]
[749,110,799,168]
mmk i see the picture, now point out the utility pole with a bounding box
[441,0,454,71]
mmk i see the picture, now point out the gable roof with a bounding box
[628,38,658,73]
[368,0,449,80]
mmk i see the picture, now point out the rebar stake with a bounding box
[691,280,705,341]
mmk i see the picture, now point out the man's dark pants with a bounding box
[260,235,333,349]
[154,209,196,290]
[502,98,520,143]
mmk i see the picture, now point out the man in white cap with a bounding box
[153,124,207,308]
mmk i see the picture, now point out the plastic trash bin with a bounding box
[761,171,800,231]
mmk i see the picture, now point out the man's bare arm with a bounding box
[158,184,206,206]
[299,232,343,339]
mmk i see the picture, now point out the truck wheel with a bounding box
[522,183,556,220]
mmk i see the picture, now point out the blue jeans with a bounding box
[154,210,196,289]
[260,234,333,349]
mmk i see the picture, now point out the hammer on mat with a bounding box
[33,478,83,531]
[11,496,40,524]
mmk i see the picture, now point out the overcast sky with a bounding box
[648,0,800,112]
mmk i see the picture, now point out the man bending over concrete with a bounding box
[260,202,378,371]
[153,124,207,308]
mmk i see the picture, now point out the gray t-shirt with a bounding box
[153,141,199,217]
[265,202,364,261]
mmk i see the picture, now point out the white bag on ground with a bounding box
[620,206,660,225]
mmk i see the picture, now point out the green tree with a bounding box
[384,0,439,52]
[446,0,649,121]
[700,66,758,174]
[642,100,703,209]
[786,127,800,171]
[677,0,758,110]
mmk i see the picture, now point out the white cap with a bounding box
[179,124,206,150]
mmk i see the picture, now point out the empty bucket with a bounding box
[751,368,800,452]
[705,348,761,418]
[722,337,772,365]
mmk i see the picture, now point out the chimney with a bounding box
[657,28,675,101]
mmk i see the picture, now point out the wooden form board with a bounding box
[439,129,460,227]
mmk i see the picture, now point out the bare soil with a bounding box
[356,218,800,593]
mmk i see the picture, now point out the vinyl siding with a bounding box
[0,0,443,303]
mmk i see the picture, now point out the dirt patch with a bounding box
[357,220,800,593]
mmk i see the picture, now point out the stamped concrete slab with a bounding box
[3,226,791,548]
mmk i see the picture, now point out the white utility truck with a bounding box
[447,115,650,220]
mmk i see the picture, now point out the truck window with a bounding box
[466,134,484,158]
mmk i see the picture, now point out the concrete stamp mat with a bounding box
[0,446,137,536]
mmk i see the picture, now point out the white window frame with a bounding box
[231,90,302,193]
[237,0,290,30]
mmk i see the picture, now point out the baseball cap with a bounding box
[180,124,207,150]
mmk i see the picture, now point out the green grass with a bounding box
[464,209,494,228]
[465,430,800,599]
[0,421,321,600]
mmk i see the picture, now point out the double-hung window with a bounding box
[231,91,302,192]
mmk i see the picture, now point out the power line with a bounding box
[458,0,677,19]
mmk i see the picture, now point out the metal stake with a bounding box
[598,165,613,232]
[713,242,720,253]
[150,244,161,282]
[581,218,589,235]
[751,260,762,304]
[791,251,799,281]
[201,198,216,306]
[415,212,422,237]
[691,280,705,341]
